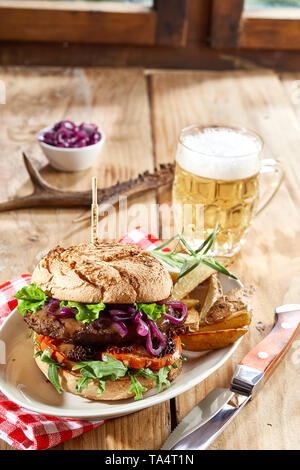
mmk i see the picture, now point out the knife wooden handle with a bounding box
[240,308,300,379]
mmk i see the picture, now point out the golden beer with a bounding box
[172,125,263,256]
[173,164,259,255]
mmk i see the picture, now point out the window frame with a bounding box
[210,0,300,50]
[0,0,188,46]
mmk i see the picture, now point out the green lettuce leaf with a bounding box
[59,301,105,323]
[14,282,47,315]
[135,302,166,321]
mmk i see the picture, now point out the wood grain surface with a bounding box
[0,67,299,450]
[151,70,300,450]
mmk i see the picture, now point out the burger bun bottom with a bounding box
[34,349,182,401]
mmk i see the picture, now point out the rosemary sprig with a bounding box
[196,222,218,255]
[178,232,196,256]
[149,223,237,281]
[153,234,178,251]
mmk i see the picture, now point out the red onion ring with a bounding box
[126,306,136,315]
[46,299,75,318]
[133,311,149,337]
[46,298,60,313]
[109,309,136,322]
[39,120,101,148]
[60,307,74,316]
[157,300,187,324]
[146,320,168,356]
[113,321,128,338]
[79,123,98,134]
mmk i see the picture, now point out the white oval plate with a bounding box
[0,275,243,420]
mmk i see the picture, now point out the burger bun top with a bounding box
[32,241,173,304]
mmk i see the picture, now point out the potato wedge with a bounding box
[173,264,216,300]
[198,281,252,324]
[182,298,201,309]
[184,307,200,332]
[169,271,180,284]
[172,257,229,300]
[180,327,248,351]
[198,309,252,332]
[199,274,223,323]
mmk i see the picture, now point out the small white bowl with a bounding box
[37,126,105,172]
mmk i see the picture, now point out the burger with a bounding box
[14,242,187,401]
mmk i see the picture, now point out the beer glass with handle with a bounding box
[172,125,284,257]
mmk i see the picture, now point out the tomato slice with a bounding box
[35,334,182,371]
[35,335,77,370]
[103,336,182,370]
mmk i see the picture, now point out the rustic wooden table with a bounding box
[0,67,299,450]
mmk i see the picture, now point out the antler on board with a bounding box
[0,153,174,217]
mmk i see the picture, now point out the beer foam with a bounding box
[177,127,261,180]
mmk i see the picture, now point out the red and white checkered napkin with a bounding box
[0,228,163,450]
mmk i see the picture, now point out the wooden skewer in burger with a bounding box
[91,176,98,244]
[14,178,186,401]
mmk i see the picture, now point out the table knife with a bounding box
[161,304,300,450]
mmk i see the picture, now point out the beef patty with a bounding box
[49,336,177,363]
[24,305,177,346]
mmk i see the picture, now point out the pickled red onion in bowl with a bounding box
[38,120,102,149]
[37,121,105,172]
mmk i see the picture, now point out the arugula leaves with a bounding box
[73,355,127,379]
[72,355,127,397]
[157,366,171,392]
[135,367,157,382]
[128,372,147,401]
[72,356,175,400]
[76,376,91,394]
[40,348,64,393]
[128,365,171,399]
[59,301,105,323]
[136,302,166,321]
[14,282,47,316]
